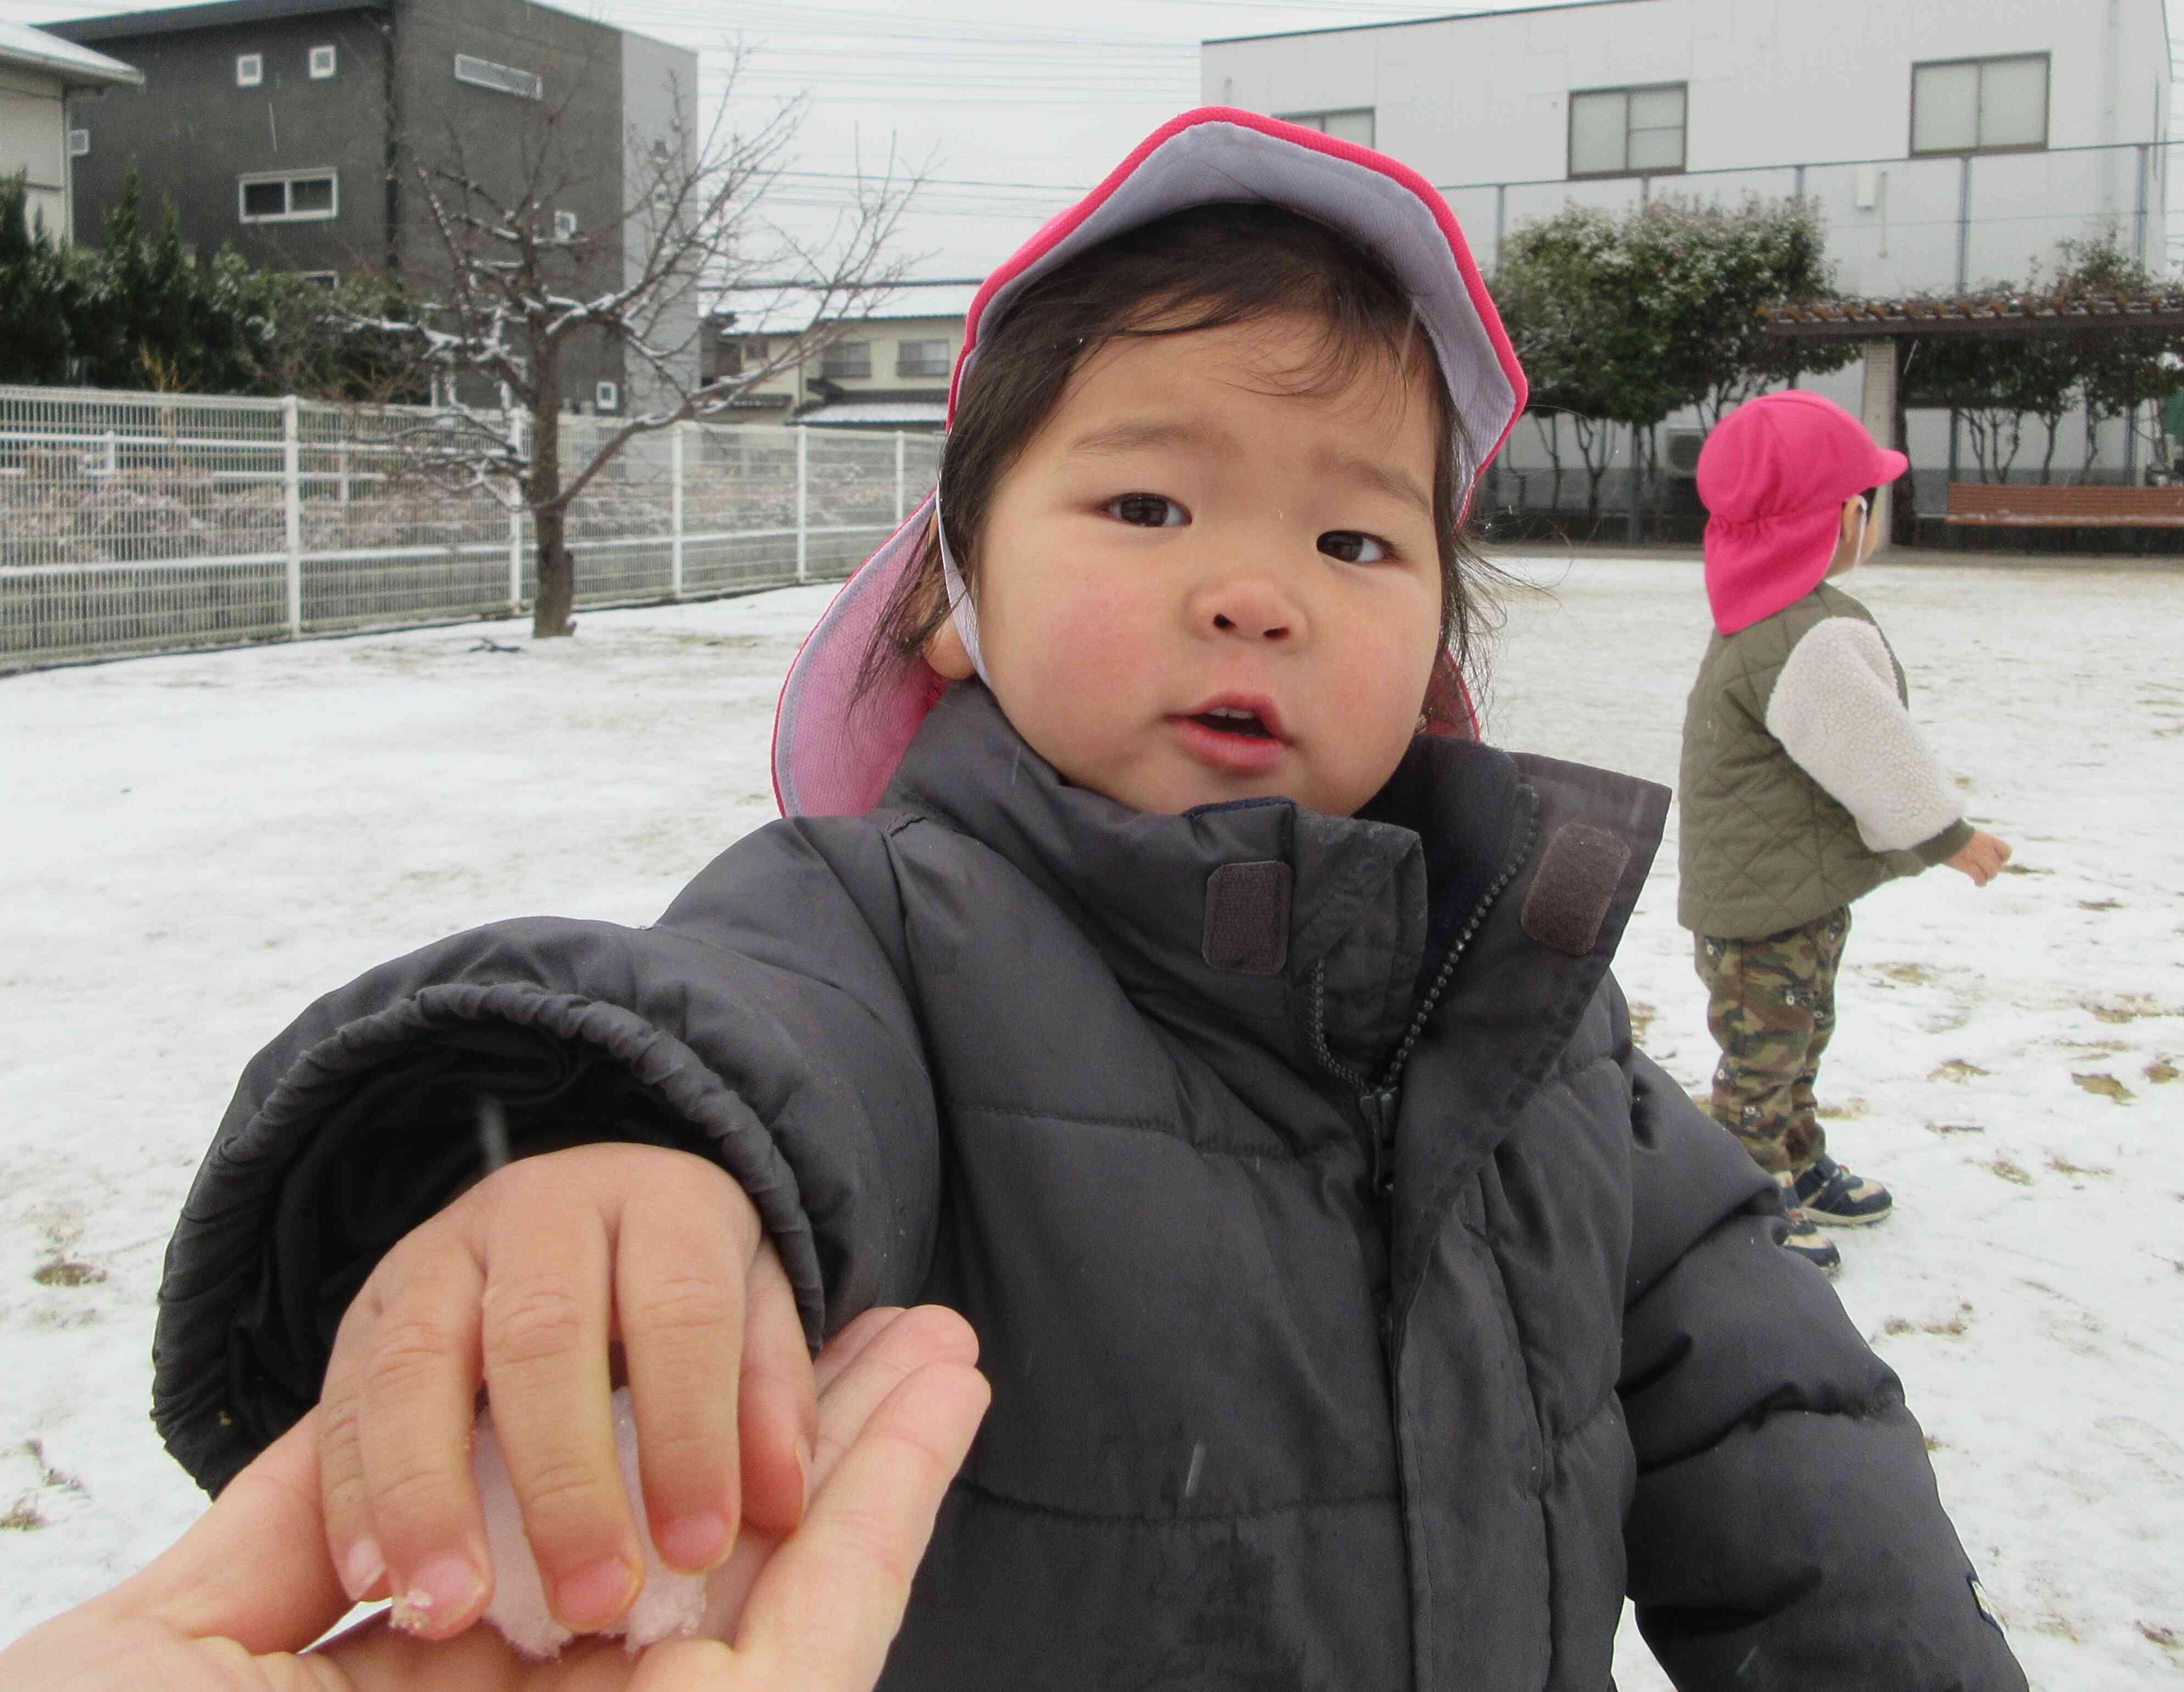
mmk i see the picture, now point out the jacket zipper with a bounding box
[1309,786,1540,1360]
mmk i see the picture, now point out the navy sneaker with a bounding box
[1793,1154,1894,1226]
[1773,1174,1841,1272]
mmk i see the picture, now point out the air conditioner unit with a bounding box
[1664,429,1707,477]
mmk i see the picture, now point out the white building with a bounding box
[1204,0,2176,510]
[0,21,141,245]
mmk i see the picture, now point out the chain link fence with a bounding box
[0,386,943,673]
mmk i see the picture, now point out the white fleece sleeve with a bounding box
[1763,617,1964,853]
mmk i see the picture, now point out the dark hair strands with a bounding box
[853,201,1511,736]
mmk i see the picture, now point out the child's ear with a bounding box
[925,613,975,680]
[918,515,978,680]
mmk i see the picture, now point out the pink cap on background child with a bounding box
[770,106,1529,818]
[1697,390,1909,635]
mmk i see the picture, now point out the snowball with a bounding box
[475,1386,711,1659]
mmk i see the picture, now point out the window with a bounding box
[236,53,262,87]
[1912,54,2049,155]
[553,209,578,241]
[66,129,89,158]
[713,340,744,377]
[595,381,620,411]
[238,170,339,222]
[453,53,543,99]
[821,340,871,379]
[897,338,951,378]
[294,270,339,288]
[309,44,337,79]
[1276,108,1375,147]
[1569,83,1686,177]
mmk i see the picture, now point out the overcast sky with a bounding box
[4,0,1547,276]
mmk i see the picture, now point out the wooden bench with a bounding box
[1945,482,2184,527]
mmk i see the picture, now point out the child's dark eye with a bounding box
[1106,493,1188,528]
[1320,530,1392,564]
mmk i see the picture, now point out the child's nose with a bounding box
[1194,576,1303,643]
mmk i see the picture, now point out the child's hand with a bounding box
[1946,830,2013,886]
[315,1142,816,1643]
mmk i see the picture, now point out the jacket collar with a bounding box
[883,683,1667,1104]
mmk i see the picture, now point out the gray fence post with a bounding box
[894,430,906,523]
[282,395,303,638]
[508,411,525,615]
[671,422,687,600]
[796,427,810,583]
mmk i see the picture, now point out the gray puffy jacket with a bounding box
[155,683,2023,1691]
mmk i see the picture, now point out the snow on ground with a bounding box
[1,553,2179,1685]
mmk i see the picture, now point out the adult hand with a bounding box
[316,1142,814,1640]
[0,1304,987,1692]
[1946,830,2013,886]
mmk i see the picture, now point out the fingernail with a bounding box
[655,1511,730,1572]
[389,1555,485,1635]
[554,1556,637,1629]
[341,1537,387,1602]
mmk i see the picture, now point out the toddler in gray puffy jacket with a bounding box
[138,113,2025,1692]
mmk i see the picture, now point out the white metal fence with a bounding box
[0,386,943,673]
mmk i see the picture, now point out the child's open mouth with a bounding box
[1191,707,1274,739]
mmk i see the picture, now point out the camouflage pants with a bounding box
[1692,908,1851,1177]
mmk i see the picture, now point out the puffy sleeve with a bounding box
[1763,616,1972,864]
[1617,1049,2025,1690]
[154,815,940,1496]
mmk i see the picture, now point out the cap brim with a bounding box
[771,492,940,817]
[1875,447,1911,484]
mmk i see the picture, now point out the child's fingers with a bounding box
[471,1164,637,1635]
[318,1243,480,1605]
[345,1239,495,1640]
[731,1356,990,1688]
[617,1166,762,1574]
[733,1244,819,1536]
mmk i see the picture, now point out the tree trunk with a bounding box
[1890,345,1916,548]
[529,360,575,639]
[1623,422,1643,544]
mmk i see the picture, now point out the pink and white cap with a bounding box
[771,105,1529,818]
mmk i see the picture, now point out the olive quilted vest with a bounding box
[1677,583,1928,939]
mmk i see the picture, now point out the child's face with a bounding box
[928,314,1444,818]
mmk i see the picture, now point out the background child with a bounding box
[1680,391,2013,1270]
[148,114,2022,1689]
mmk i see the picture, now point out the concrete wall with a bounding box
[1203,0,2172,293]
[390,0,629,409]
[65,8,390,272]
[1,62,71,243]
[618,30,701,416]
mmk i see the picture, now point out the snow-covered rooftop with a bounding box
[0,19,142,86]
[709,281,981,338]
[796,400,947,428]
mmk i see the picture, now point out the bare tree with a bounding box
[356,43,921,637]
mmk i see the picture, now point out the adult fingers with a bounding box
[347,1231,495,1640]
[807,1305,979,1490]
[618,1160,761,1573]
[731,1357,989,1690]
[688,1305,979,1652]
[733,1243,817,1537]
[470,1159,635,1636]
[110,1410,351,1657]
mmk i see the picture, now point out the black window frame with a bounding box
[1908,52,2051,158]
[1566,81,1688,181]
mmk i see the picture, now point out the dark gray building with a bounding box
[51,0,699,409]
